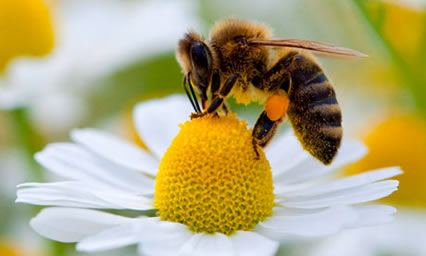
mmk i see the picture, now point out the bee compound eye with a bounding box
[190,42,211,68]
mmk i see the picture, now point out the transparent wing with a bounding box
[249,39,367,57]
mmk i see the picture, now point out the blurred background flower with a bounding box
[0,0,425,255]
[0,0,54,73]
[0,0,198,135]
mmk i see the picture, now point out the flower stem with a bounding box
[7,107,44,180]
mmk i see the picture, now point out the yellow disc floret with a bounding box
[154,114,274,235]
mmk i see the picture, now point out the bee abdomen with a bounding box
[287,60,342,165]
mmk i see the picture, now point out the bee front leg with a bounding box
[207,73,239,114]
[191,73,239,119]
[200,89,208,111]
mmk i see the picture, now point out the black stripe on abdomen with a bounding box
[288,69,342,164]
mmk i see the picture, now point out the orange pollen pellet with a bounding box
[265,92,289,121]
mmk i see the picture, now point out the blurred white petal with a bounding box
[265,132,310,176]
[137,218,193,256]
[178,233,233,256]
[230,231,279,256]
[133,95,193,158]
[273,140,368,185]
[279,180,399,209]
[279,167,402,198]
[17,181,153,210]
[77,222,142,252]
[71,128,158,176]
[308,208,426,256]
[257,206,358,238]
[30,207,132,242]
[35,143,154,195]
[349,205,396,227]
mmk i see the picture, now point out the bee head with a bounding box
[177,32,214,90]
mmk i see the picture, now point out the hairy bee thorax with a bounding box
[209,19,273,46]
[209,19,271,82]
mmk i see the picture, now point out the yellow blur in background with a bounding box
[0,0,54,72]
[346,114,426,208]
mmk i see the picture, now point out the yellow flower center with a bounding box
[154,114,274,235]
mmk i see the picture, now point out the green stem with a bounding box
[8,107,44,180]
[49,241,70,256]
[353,0,426,117]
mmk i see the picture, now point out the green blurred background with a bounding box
[0,0,425,255]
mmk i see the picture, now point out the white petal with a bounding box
[350,205,396,227]
[137,218,193,256]
[280,167,402,198]
[71,129,158,176]
[265,132,309,177]
[77,222,142,252]
[30,207,132,242]
[178,233,233,256]
[35,143,154,195]
[280,180,399,209]
[133,95,193,159]
[231,231,279,256]
[257,206,358,238]
[273,140,367,185]
[95,191,153,211]
[17,182,153,210]
[17,182,113,209]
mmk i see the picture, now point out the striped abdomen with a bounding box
[286,54,342,164]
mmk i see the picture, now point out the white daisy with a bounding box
[16,95,400,256]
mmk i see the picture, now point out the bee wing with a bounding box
[249,39,367,57]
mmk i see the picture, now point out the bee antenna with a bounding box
[183,75,201,113]
[187,74,202,113]
[183,76,198,112]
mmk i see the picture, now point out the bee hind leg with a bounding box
[252,111,282,159]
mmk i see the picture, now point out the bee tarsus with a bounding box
[252,139,260,160]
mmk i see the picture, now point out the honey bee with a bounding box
[176,19,366,165]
